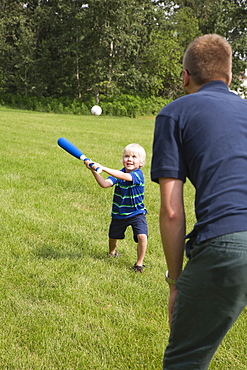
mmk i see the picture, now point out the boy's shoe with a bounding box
[107,251,120,257]
[133,264,145,273]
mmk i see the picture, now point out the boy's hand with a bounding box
[84,159,101,172]
[84,159,93,169]
[90,162,101,172]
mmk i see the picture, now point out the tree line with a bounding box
[0,0,246,106]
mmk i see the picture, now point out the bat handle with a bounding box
[80,155,102,173]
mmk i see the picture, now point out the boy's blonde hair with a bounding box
[183,34,232,85]
[123,143,146,167]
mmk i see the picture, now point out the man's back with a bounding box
[152,80,247,242]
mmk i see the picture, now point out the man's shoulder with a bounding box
[157,94,192,119]
[157,81,243,120]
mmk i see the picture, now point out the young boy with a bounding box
[84,143,148,272]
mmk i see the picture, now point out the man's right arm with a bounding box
[159,177,185,326]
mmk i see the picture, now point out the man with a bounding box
[151,34,247,369]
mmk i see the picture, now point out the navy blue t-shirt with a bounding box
[151,81,247,243]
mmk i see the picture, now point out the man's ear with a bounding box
[227,72,232,87]
[183,69,191,87]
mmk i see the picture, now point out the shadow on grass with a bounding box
[32,244,135,272]
[33,245,84,259]
[33,243,112,261]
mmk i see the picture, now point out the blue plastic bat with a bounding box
[57,137,102,173]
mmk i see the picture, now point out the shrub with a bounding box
[0,93,171,117]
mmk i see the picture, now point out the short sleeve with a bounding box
[151,113,187,183]
[129,169,144,185]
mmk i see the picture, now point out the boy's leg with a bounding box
[108,218,126,256]
[136,234,147,266]
[108,238,118,255]
[131,214,148,266]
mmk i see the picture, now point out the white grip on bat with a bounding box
[80,155,102,173]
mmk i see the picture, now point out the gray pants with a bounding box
[163,231,247,370]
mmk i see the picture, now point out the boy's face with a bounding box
[122,152,143,173]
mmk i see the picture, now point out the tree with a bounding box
[140,31,182,98]
[173,0,247,93]
[25,0,88,97]
[0,1,36,95]
[79,0,168,101]
[0,0,246,101]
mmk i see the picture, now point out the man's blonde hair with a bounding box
[123,143,146,167]
[183,34,232,85]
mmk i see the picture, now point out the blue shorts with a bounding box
[108,213,148,243]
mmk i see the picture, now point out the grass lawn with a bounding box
[0,106,246,369]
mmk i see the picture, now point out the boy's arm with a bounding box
[90,169,113,188]
[85,160,132,181]
[100,165,132,181]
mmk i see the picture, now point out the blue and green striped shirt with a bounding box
[108,168,147,219]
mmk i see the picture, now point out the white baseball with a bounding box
[91,105,102,116]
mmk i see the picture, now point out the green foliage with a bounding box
[0,107,246,369]
[0,1,246,102]
[172,7,202,50]
[0,93,171,117]
[173,0,247,93]
[141,30,183,98]
[101,94,171,117]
